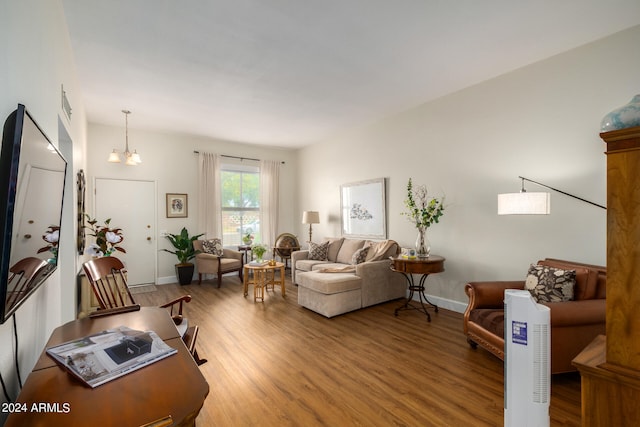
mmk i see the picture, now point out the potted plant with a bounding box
[251,243,268,262]
[242,231,254,245]
[83,216,126,257]
[402,178,445,258]
[162,227,204,285]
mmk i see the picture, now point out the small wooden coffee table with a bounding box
[243,262,286,301]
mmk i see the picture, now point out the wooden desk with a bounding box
[6,307,209,427]
[390,255,445,322]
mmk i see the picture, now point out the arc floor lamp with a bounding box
[498,176,606,215]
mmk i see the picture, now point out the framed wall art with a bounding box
[166,193,188,218]
[340,178,387,239]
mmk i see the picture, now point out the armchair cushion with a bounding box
[524,264,576,303]
[193,240,243,287]
[201,238,223,256]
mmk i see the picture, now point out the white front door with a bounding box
[95,178,156,286]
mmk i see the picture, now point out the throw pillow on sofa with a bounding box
[202,238,224,256]
[524,264,576,303]
[351,246,370,265]
[308,241,329,260]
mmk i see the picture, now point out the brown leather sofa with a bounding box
[463,258,606,374]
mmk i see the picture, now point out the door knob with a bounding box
[147,237,152,241]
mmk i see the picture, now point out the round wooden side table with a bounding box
[243,262,286,302]
[390,255,445,322]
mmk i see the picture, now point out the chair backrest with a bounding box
[6,257,49,310]
[82,256,136,309]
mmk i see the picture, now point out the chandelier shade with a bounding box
[108,110,141,165]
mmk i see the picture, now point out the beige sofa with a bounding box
[292,238,406,317]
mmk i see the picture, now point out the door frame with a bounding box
[93,177,158,286]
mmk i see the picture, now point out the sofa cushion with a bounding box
[525,264,576,303]
[469,309,504,339]
[336,239,365,264]
[298,271,362,295]
[308,241,329,261]
[201,238,223,256]
[324,237,344,262]
[351,246,370,265]
[296,259,330,273]
[311,262,349,272]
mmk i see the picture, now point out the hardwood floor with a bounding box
[134,274,581,426]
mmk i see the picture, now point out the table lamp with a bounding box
[302,211,320,242]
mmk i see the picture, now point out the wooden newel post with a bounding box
[573,126,640,426]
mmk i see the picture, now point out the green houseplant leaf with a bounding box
[162,227,204,264]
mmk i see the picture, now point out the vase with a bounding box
[415,226,430,258]
[601,94,640,132]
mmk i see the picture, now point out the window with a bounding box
[221,165,260,246]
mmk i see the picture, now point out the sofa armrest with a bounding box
[464,281,525,310]
[291,250,309,284]
[355,259,391,277]
[357,259,406,307]
[544,299,606,327]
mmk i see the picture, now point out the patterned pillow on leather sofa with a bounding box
[524,264,576,303]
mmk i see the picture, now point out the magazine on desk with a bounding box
[45,326,177,388]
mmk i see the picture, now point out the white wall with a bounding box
[86,124,298,281]
[0,0,87,417]
[297,25,640,311]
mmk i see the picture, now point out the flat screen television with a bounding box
[0,104,67,323]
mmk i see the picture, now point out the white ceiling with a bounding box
[62,0,640,148]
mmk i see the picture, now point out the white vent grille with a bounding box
[533,323,550,403]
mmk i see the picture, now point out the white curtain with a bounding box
[260,160,280,247]
[198,152,222,239]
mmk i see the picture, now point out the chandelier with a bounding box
[108,110,141,165]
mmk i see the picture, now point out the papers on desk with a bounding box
[46,326,177,388]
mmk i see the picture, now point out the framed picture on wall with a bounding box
[166,193,188,218]
[340,178,387,239]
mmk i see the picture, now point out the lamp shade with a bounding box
[302,211,320,224]
[108,149,121,163]
[498,192,550,215]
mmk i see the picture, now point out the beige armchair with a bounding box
[193,240,244,287]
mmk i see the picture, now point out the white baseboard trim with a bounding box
[157,275,178,285]
[412,293,467,314]
[157,275,467,313]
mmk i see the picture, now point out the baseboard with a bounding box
[157,275,178,285]
[414,293,467,314]
[156,274,467,313]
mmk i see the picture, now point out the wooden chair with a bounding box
[82,256,207,365]
[192,239,243,287]
[5,257,50,311]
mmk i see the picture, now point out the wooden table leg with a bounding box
[279,265,285,297]
[254,269,265,302]
[243,266,249,296]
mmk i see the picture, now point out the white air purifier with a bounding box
[504,289,551,427]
